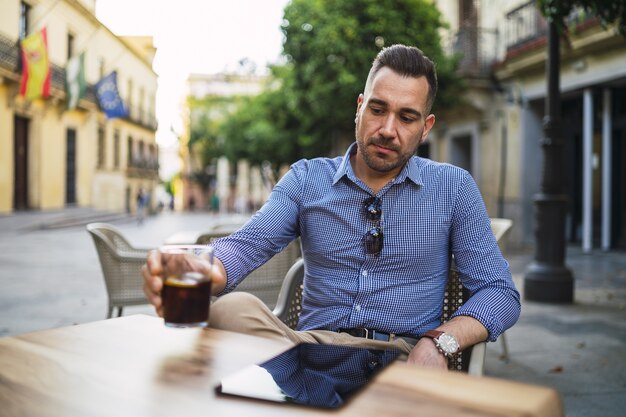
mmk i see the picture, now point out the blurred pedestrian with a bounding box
[136,188,147,225]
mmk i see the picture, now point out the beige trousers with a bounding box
[209,292,413,356]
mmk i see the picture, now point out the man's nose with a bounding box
[378,114,397,139]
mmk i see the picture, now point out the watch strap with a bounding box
[424,330,444,340]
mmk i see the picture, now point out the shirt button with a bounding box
[362,270,368,277]
[355,304,362,312]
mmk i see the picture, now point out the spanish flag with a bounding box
[19,27,51,100]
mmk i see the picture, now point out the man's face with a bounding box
[354,67,435,175]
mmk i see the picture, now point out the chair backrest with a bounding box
[86,223,149,312]
[272,258,471,371]
[87,222,147,256]
[273,258,305,328]
[197,231,301,310]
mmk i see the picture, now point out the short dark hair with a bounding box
[365,44,438,114]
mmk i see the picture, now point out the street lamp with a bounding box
[523,20,574,303]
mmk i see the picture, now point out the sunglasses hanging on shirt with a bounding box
[363,196,383,255]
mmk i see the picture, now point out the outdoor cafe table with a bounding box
[0,315,563,417]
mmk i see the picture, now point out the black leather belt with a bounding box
[339,328,419,345]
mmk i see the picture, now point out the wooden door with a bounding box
[13,116,29,210]
[66,129,77,205]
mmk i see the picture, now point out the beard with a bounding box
[356,128,423,174]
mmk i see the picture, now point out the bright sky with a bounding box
[95,0,290,151]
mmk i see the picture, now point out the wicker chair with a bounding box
[86,223,152,318]
[272,258,487,375]
[196,225,301,310]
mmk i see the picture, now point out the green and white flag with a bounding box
[66,52,86,109]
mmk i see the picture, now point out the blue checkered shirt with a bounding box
[214,143,520,341]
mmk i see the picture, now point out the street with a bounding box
[1,208,625,417]
[0,209,247,336]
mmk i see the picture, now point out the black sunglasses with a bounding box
[363,197,383,255]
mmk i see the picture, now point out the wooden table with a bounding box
[0,315,563,417]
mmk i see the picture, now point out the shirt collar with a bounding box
[333,142,425,188]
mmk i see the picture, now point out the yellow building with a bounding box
[433,0,626,250]
[0,0,158,214]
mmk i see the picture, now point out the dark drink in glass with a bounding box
[162,272,212,327]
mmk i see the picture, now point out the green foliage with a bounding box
[537,0,626,36]
[187,95,244,167]
[191,0,461,168]
[278,0,460,158]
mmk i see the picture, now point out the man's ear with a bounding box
[420,114,436,144]
[355,94,364,123]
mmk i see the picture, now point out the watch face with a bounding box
[438,334,459,354]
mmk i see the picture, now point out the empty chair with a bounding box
[197,228,301,310]
[86,223,151,318]
[273,258,486,375]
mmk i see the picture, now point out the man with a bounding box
[143,44,520,370]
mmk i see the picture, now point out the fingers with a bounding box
[209,257,227,294]
[407,338,449,370]
[142,250,164,317]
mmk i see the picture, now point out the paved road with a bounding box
[0,209,249,336]
[1,208,625,417]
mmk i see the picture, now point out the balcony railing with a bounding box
[504,1,600,56]
[0,31,20,74]
[505,1,548,51]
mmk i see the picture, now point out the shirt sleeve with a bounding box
[449,172,521,342]
[212,161,305,294]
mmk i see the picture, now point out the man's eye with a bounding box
[370,107,384,114]
[401,115,417,123]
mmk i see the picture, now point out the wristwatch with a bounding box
[423,330,460,358]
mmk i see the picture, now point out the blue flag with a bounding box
[96,71,128,119]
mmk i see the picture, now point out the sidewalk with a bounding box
[0,209,624,416]
[487,246,626,417]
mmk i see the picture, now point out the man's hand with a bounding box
[406,337,448,370]
[141,250,228,317]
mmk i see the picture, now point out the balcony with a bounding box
[0,30,157,131]
[503,1,601,60]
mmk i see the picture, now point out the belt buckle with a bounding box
[362,328,370,339]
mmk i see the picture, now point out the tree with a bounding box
[221,0,461,166]
[279,0,460,157]
[537,0,626,36]
[187,95,245,189]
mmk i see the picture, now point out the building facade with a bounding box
[179,72,269,213]
[0,0,159,215]
[432,0,626,251]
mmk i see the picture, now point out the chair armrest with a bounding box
[467,342,486,376]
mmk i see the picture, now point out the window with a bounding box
[19,2,31,40]
[138,87,145,122]
[127,136,133,166]
[127,78,133,117]
[113,130,120,168]
[67,32,75,60]
[97,125,105,168]
[138,140,145,166]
